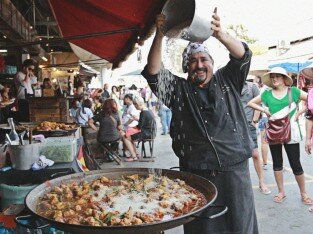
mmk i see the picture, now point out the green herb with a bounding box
[94,216,105,226]
[104,212,115,223]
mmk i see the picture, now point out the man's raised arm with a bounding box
[146,14,166,75]
[211,8,245,59]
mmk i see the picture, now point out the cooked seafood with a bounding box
[36,121,76,131]
[37,174,206,226]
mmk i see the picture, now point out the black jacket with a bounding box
[142,42,253,170]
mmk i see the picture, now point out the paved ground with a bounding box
[100,118,313,234]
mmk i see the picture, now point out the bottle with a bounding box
[7,118,19,143]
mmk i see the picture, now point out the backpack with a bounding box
[307,88,313,113]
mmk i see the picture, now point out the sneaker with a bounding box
[161,132,166,135]
[262,164,268,170]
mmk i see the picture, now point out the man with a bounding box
[15,59,37,99]
[141,9,258,234]
[122,94,139,130]
[121,94,140,156]
[240,80,271,194]
[14,59,37,122]
[101,83,110,101]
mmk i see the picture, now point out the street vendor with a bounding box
[15,59,37,99]
[141,9,258,234]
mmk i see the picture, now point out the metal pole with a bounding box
[32,0,36,27]
[0,27,139,49]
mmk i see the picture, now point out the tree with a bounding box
[227,24,257,44]
[227,24,267,55]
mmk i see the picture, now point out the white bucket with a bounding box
[9,142,41,170]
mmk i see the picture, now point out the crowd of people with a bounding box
[69,83,167,162]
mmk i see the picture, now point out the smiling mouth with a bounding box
[197,72,205,76]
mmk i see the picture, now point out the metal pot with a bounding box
[24,168,227,234]
[161,0,214,42]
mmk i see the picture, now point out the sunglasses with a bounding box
[28,67,34,71]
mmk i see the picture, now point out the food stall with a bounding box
[28,96,72,123]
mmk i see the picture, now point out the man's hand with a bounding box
[211,8,222,39]
[156,14,166,37]
[305,139,312,154]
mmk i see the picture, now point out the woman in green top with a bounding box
[248,67,313,205]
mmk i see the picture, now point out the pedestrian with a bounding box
[101,83,110,101]
[157,101,172,135]
[110,85,121,111]
[304,110,313,213]
[248,67,313,205]
[141,9,258,234]
[240,80,271,195]
[258,83,270,169]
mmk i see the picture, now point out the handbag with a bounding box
[265,88,292,144]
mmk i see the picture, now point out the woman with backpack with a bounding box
[248,67,313,205]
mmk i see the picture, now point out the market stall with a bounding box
[28,96,72,123]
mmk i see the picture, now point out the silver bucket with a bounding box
[9,142,41,170]
[161,0,214,42]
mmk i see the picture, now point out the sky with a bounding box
[111,0,313,79]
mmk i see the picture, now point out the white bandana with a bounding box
[182,42,211,73]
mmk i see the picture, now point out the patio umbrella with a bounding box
[268,61,313,73]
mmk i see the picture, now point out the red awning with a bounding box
[49,0,166,68]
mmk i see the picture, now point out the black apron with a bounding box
[182,160,259,234]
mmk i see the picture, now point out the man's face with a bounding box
[104,84,109,90]
[24,65,35,74]
[187,52,213,86]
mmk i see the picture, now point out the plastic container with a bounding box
[8,142,41,170]
[40,137,77,163]
[0,183,37,209]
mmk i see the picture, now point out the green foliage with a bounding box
[227,24,268,55]
[227,24,257,44]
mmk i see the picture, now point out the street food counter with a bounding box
[28,97,72,123]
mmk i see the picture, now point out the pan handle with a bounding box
[169,166,181,170]
[192,205,228,219]
[49,169,73,179]
[169,166,188,171]
[15,215,50,229]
